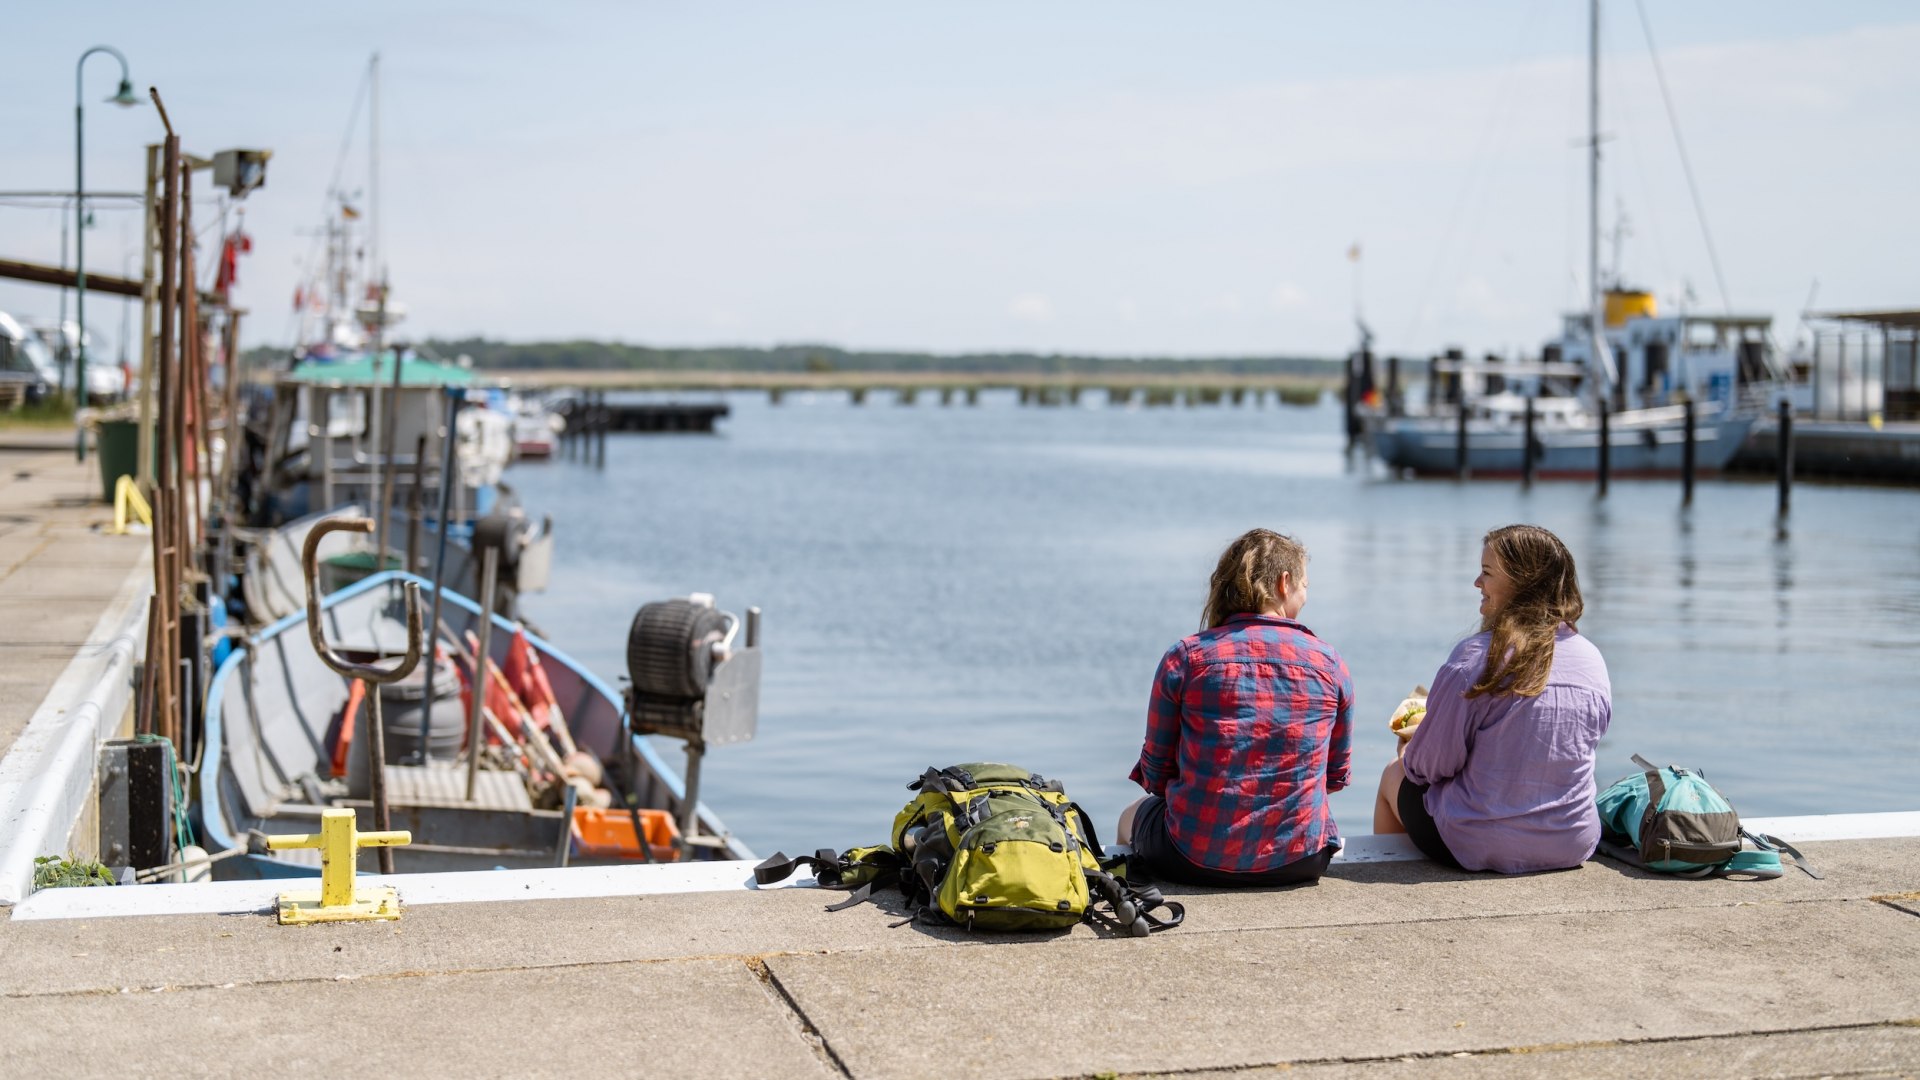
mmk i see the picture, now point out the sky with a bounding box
[3,2,1917,359]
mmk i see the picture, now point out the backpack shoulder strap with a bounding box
[1594,837,1643,867]
[1087,869,1185,936]
[1742,829,1823,880]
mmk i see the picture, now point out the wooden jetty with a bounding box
[511,368,1333,407]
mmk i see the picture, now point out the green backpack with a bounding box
[756,763,1184,936]
[1595,755,1819,879]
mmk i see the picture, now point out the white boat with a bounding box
[511,393,562,459]
[200,569,759,876]
[1367,1,1784,478]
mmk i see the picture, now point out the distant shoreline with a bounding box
[244,338,1340,380]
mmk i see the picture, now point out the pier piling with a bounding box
[1597,404,1610,497]
[1455,405,1470,481]
[1681,399,1696,506]
[1777,399,1794,517]
[1522,396,1537,489]
[594,390,608,467]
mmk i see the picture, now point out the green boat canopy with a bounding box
[287,352,478,386]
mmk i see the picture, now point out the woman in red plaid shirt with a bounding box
[1116,528,1354,886]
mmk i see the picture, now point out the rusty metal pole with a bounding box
[136,143,159,493]
[218,309,244,586]
[151,106,180,747]
[168,153,192,739]
[178,194,201,560]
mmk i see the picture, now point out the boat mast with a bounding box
[1587,0,1617,400]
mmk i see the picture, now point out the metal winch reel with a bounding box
[624,593,761,851]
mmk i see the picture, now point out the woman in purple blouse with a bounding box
[1374,524,1611,873]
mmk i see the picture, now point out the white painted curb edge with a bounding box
[0,553,153,907]
[13,810,1919,923]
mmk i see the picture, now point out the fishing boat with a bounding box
[1366,0,1784,478]
[200,566,760,876]
[236,352,551,621]
[511,392,562,459]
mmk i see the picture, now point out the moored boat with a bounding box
[199,569,757,876]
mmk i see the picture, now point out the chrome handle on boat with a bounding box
[300,516,425,685]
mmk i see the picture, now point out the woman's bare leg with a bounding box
[1116,797,1149,845]
[1374,759,1407,834]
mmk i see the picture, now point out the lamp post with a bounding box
[75,45,141,461]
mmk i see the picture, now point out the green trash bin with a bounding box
[95,418,142,505]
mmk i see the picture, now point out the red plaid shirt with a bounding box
[1129,613,1354,872]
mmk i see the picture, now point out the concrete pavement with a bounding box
[3,837,1917,1078]
[0,437,148,759]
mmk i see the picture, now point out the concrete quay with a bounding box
[0,432,151,900]
[2,832,1917,1079]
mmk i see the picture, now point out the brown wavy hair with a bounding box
[1466,524,1584,698]
[1202,529,1306,630]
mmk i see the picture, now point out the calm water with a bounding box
[512,391,1920,859]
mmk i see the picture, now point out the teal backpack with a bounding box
[1595,755,1819,880]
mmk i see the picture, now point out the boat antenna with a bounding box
[1632,0,1732,315]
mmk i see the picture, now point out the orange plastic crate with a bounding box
[570,806,682,863]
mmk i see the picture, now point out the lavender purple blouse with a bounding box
[1400,626,1612,873]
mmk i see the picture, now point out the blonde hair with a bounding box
[1202,529,1307,630]
[1467,524,1584,698]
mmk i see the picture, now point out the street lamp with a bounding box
[75,44,140,461]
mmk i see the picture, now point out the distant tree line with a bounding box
[246,338,1338,377]
[435,339,1341,377]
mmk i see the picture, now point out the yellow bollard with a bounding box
[112,475,152,535]
[265,808,411,924]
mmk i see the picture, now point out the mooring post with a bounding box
[1386,356,1401,417]
[1681,398,1697,506]
[1455,403,1470,481]
[1597,403,1610,497]
[1342,355,1358,448]
[1777,398,1793,517]
[1522,395,1536,489]
[595,390,608,468]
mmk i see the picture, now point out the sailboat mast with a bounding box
[369,52,380,294]
[1587,0,1616,396]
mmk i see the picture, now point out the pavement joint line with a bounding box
[0,945,840,1001]
[1083,1018,1920,1079]
[0,536,51,586]
[746,955,856,1080]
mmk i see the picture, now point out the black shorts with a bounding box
[1128,794,1336,888]
[1397,779,1463,869]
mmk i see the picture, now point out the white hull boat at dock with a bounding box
[1372,401,1753,478]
